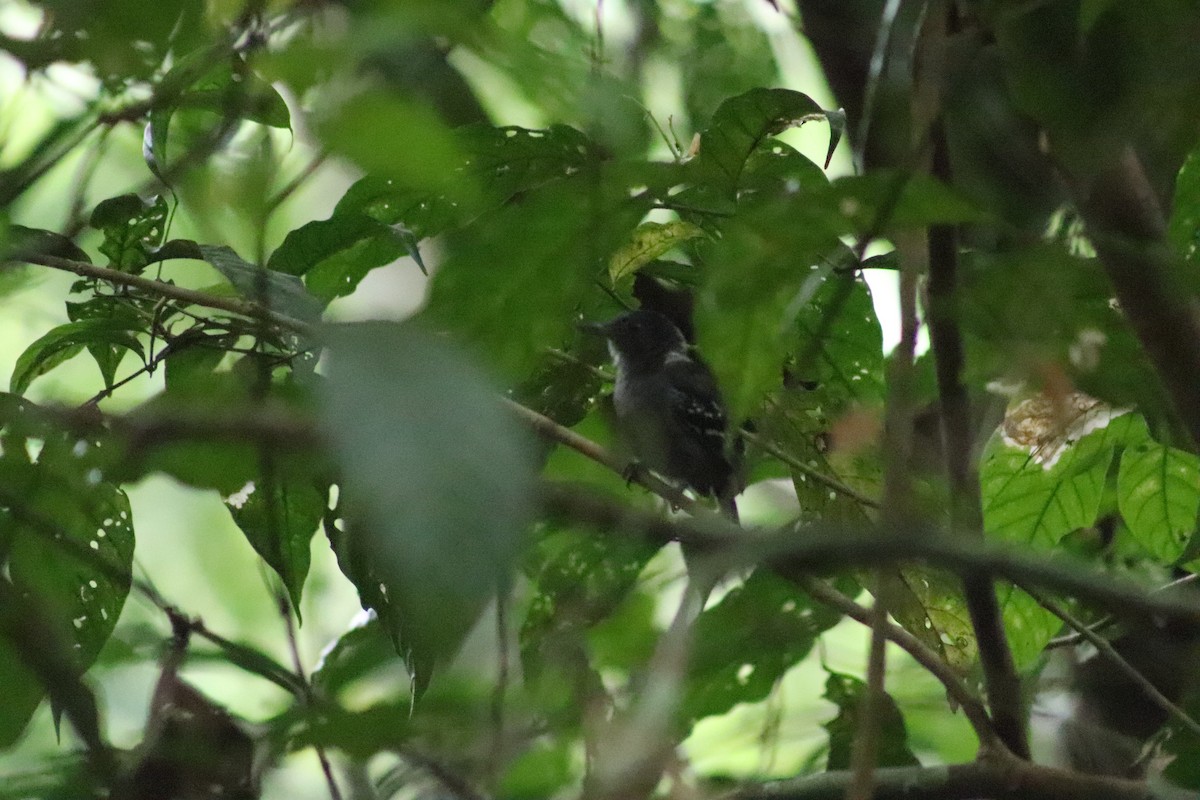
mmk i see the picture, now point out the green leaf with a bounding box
[145,52,290,182]
[196,244,323,322]
[65,297,147,390]
[88,194,168,273]
[270,216,417,304]
[10,318,144,396]
[270,124,600,302]
[6,225,91,263]
[0,639,44,748]
[689,87,827,210]
[0,394,135,744]
[109,374,267,494]
[1169,145,1200,278]
[683,572,844,723]
[424,174,644,379]
[225,467,326,614]
[521,526,658,682]
[831,170,989,232]
[1118,441,1200,563]
[823,671,920,769]
[608,221,707,285]
[882,568,975,672]
[162,332,232,393]
[316,89,465,191]
[310,614,401,697]
[982,415,1132,549]
[981,412,1141,665]
[500,740,575,799]
[321,322,535,693]
[1079,0,1121,33]
[822,107,847,168]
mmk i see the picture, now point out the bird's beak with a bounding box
[577,319,609,337]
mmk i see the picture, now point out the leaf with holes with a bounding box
[1118,440,1200,563]
[225,467,326,614]
[10,318,145,396]
[683,572,845,723]
[321,322,535,694]
[684,88,829,212]
[981,415,1134,548]
[608,221,707,286]
[521,525,658,683]
[981,412,1141,665]
[0,394,134,745]
[89,194,169,273]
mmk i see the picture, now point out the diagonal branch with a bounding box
[1072,147,1200,449]
[795,575,999,750]
[1021,582,1200,740]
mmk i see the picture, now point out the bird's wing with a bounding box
[663,357,729,448]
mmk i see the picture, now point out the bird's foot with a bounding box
[621,459,646,487]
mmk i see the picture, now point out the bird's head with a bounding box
[580,309,689,372]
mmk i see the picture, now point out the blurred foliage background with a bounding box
[4,0,1200,797]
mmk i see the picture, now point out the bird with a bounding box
[582,309,742,521]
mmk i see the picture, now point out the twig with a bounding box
[278,592,344,800]
[1047,573,1200,649]
[502,398,701,514]
[739,427,880,508]
[267,149,331,215]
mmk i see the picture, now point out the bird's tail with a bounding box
[718,493,739,523]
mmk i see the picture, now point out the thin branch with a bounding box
[502,398,701,514]
[796,576,999,749]
[739,427,880,509]
[267,149,331,215]
[13,251,313,335]
[845,575,889,800]
[1048,573,1200,649]
[278,593,344,800]
[1020,582,1200,740]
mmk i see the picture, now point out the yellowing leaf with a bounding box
[608,221,706,285]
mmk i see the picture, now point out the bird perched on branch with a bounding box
[582,309,742,520]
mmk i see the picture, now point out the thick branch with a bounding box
[1073,147,1200,449]
[927,119,1027,758]
[729,748,1195,800]
[537,483,1200,625]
